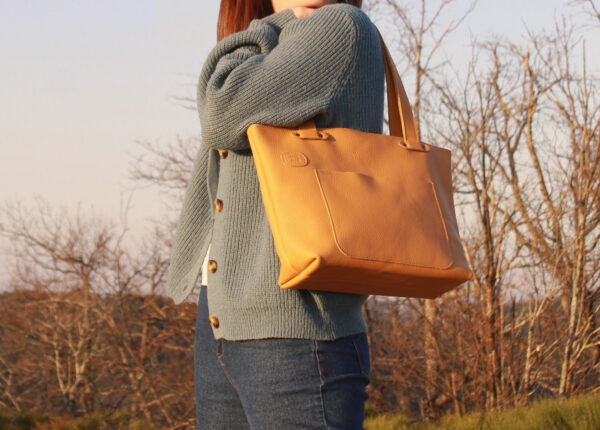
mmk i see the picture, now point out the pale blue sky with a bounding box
[1,0,598,281]
[1,1,219,230]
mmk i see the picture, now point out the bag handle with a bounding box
[374,28,425,151]
[295,27,425,151]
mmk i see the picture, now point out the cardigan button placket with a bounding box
[165,5,386,339]
[208,260,217,273]
[208,315,220,328]
[214,199,223,212]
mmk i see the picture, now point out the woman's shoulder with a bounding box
[286,3,377,40]
[281,4,379,51]
[311,4,378,33]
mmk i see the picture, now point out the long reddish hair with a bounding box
[217,0,362,41]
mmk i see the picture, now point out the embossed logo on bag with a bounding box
[280,151,309,167]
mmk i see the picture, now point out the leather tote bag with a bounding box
[246,30,472,298]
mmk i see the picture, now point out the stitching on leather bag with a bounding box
[314,168,454,270]
[250,130,303,275]
[429,182,453,268]
[314,168,350,260]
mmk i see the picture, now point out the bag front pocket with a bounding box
[313,168,453,269]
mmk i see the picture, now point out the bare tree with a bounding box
[486,21,600,396]
[571,0,600,24]
[0,199,114,414]
[431,43,524,409]
[364,0,477,416]
[0,198,196,428]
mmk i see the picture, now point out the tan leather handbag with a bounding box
[246,30,472,298]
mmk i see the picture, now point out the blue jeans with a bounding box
[194,285,370,429]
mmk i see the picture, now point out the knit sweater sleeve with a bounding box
[197,4,363,151]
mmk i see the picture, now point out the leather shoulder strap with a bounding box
[375,28,422,150]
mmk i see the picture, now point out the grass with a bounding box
[364,392,600,430]
[2,392,599,429]
[0,409,153,430]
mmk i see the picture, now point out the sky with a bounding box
[1,0,598,284]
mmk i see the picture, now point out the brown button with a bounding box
[218,149,228,159]
[208,315,219,328]
[214,199,223,212]
[208,260,217,273]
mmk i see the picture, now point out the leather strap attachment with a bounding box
[292,28,425,151]
[293,118,329,140]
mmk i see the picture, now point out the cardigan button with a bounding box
[214,199,223,212]
[208,260,217,273]
[208,315,219,328]
[218,149,228,159]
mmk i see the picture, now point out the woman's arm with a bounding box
[197,4,365,151]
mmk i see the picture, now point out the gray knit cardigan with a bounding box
[165,4,385,340]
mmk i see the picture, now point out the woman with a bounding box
[165,0,385,428]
